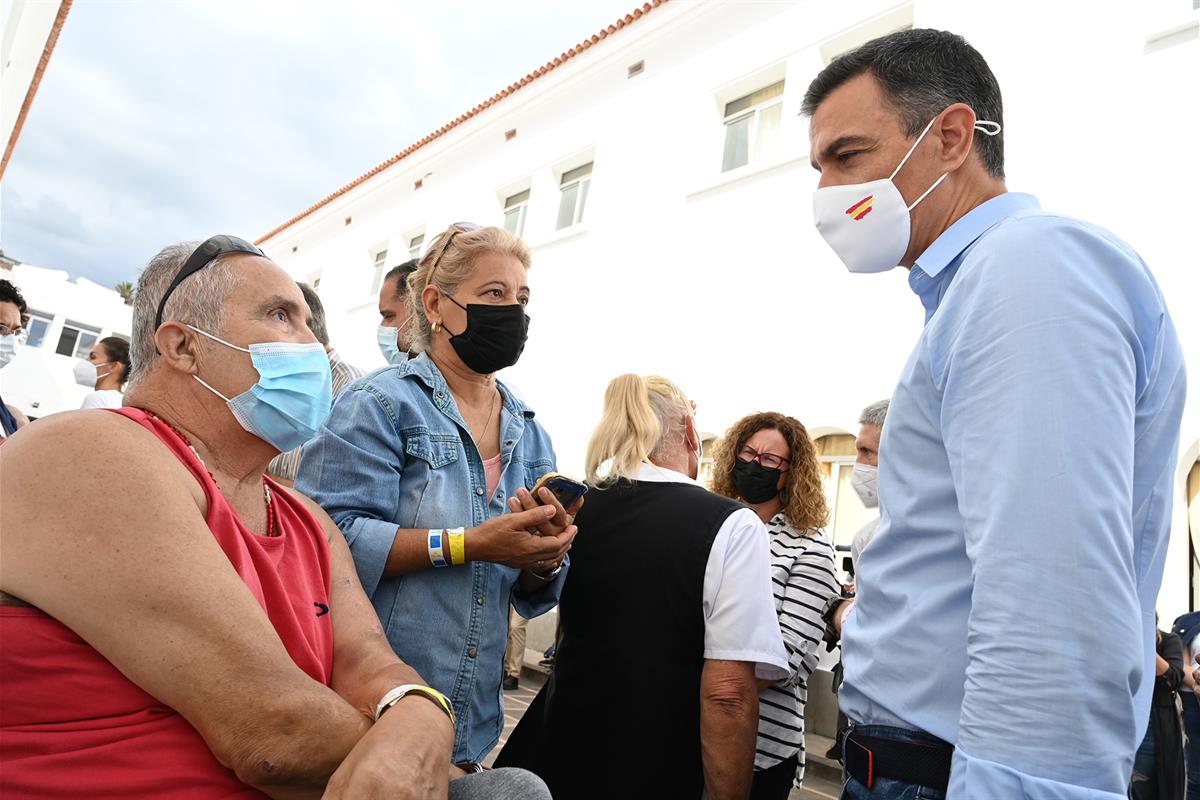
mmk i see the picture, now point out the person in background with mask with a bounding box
[805,29,1185,799]
[0,279,31,439]
[268,282,363,487]
[76,337,131,409]
[0,236,550,799]
[497,375,789,800]
[297,223,578,770]
[377,258,418,364]
[709,412,841,799]
[848,399,887,573]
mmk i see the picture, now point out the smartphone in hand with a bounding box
[531,472,588,509]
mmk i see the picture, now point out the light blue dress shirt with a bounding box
[840,192,1187,797]
[295,353,565,763]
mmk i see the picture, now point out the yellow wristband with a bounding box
[375,684,456,727]
[447,527,466,566]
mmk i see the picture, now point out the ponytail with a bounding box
[585,374,691,485]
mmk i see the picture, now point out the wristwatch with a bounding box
[820,590,855,646]
[530,561,565,582]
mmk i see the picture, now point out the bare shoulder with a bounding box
[3,410,196,492]
[0,410,208,541]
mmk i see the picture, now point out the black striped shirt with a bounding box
[754,514,840,787]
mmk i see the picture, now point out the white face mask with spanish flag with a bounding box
[812,114,1001,274]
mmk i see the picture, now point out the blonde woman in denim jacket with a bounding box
[297,224,579,769]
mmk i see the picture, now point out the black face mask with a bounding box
[731,458,782,504]
[443,295,530,375]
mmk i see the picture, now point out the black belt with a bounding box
[843,728,953,792]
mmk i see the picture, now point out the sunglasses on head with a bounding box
[428,222,482,281]
[155,235,265,331]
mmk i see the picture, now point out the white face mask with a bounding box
[74,359,112,388]
[0,334,17,369]
[851,463,879,509]
[812,116,1001,274]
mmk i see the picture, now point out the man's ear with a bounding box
[154,323,201,375]
[936,102,978,173]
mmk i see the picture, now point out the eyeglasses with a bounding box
[0,323,25,337]
[737,444,790,470]
[427,222,481,282]
[155,235,266,331]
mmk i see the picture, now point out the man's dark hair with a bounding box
[297,282,329,346]
[383,258,419,298]
[0,278,29,325]
[99,336,132,385]
[802,28,1005,178]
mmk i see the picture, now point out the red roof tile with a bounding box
[0,0,73,182]
[256,0,667,245]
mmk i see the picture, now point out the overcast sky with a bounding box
[1,0,644,289]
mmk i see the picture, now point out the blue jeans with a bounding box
[1182,691,1200,800]
[839,724,947,800]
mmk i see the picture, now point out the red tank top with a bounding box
[0,407,334,798]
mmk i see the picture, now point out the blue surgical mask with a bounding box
[377,325,408,365]
[188,326,332,452]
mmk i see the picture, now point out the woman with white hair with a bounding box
[497,374,788,800]
[297,223,579,772]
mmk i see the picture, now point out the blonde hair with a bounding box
[585,374,692,486]
[403,224,532,352]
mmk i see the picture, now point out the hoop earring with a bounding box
[432,321,442,334]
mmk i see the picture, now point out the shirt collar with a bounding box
[913,192,1039,279]
[633,461,701,486]
[398,352,536,419]
[908,192,1039,317]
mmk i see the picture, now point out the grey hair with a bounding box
[128,242,240,386]
[858,399,890,428]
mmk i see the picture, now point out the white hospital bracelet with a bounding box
[427,529,448,568]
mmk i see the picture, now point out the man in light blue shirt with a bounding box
[803,29,1186,799]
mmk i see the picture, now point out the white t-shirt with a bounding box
[632,462,790,681]
[80,390,123,409]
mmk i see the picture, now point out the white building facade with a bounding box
[0,261,132,416]
[258,0,1200,618]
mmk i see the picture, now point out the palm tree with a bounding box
[114,281,134,305]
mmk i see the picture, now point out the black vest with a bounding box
[497,477,744,799]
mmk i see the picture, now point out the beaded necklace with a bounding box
[146,410,277,537]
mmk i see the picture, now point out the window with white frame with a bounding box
[56,321,101,359]
[721,81,784,172]
[408,233,424,259]
[369,248,389,295]
[24,311,53,349]
[556,163,592,230]
[503,190,530,237]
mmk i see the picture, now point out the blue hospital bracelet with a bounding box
[428,529,448,568]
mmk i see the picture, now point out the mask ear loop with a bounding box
[900,119,1005,211]
[889,116,940,182]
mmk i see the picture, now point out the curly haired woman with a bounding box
[711,412,841,799]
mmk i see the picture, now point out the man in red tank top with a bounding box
[0,238,552,800]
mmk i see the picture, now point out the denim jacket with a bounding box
[295,353,565,763]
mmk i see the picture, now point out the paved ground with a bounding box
[486,670,844,799]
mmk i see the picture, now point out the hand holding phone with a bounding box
[530,472,588,509]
